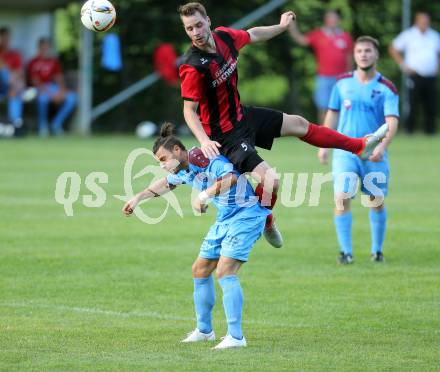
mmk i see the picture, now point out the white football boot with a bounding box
[358,123,389,160]
[213,335,247,349]
[264,221,283,248]
[181,329,215,343]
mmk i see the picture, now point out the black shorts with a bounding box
[217,106,283,174]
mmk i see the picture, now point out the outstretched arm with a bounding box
[192,173,238,213]
[247,11,296,43]
[122,177,175,216]
[287,18,309,46]
[183,100,222,159]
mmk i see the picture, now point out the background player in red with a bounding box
[178,2,387,248]
[0,26,24,128]
[28,37,77,137]
[289,10,353,123]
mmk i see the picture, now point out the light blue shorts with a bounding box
[199,213,267,262]
[332,153,389,197]
[314,75,337,110]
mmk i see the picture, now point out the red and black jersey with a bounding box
[179,27,251,141]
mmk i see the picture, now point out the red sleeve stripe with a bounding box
[336,71,354,81]
[379,77,398,95]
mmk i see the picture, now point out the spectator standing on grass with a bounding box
[289,10,353,124]
[0,26,24,129]
[389,12,440,135]
[28,37,77,137]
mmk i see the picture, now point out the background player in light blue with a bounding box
[122,123,270,349]
[318,36,399,264]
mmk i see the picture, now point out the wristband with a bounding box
[198,190,210,203]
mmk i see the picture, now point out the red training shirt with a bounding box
[0,49,22,71]
[305,28,353,76]
[28,56,62,84]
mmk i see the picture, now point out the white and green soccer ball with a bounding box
[81,0,116,32]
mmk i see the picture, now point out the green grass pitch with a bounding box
[1,135,439,370]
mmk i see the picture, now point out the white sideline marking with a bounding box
[2,302,439,335]
[0,302,290,327]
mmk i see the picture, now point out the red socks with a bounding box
[255,183,277,228]
[265,213,274,229]
[300,123,365,154]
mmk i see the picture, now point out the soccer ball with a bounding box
[136,121,157,139]
[81,0,116,32]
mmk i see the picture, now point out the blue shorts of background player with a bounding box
[314,75,338,111]
[333,151,389,198]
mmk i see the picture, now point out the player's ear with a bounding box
[173,144,181,154]
[207,16,211,27]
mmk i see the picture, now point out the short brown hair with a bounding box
[153,122,186,154]
[355,36,380,52]
[178,2,207,18]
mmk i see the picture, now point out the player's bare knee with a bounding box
[192,260,213,278]
[216,266,233,279]
[216,258,241,279]
[295,115,309,131]
[334,194,351,214]
[371,199,385,212]
[281,114,309,137]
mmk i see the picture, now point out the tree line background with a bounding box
[56,0,440,133]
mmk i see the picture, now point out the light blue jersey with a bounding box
[329,71,399,136]
[329,71,399,159]
[166,154,269,222]
[167,153,270,262]
[329,71,399,197]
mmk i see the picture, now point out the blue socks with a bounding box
[218,275,243,340]
[193,276,215,334]
[334,209,387,255]
[369,208,387,254]
[334,212,352,255]
[193,274,244,340]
